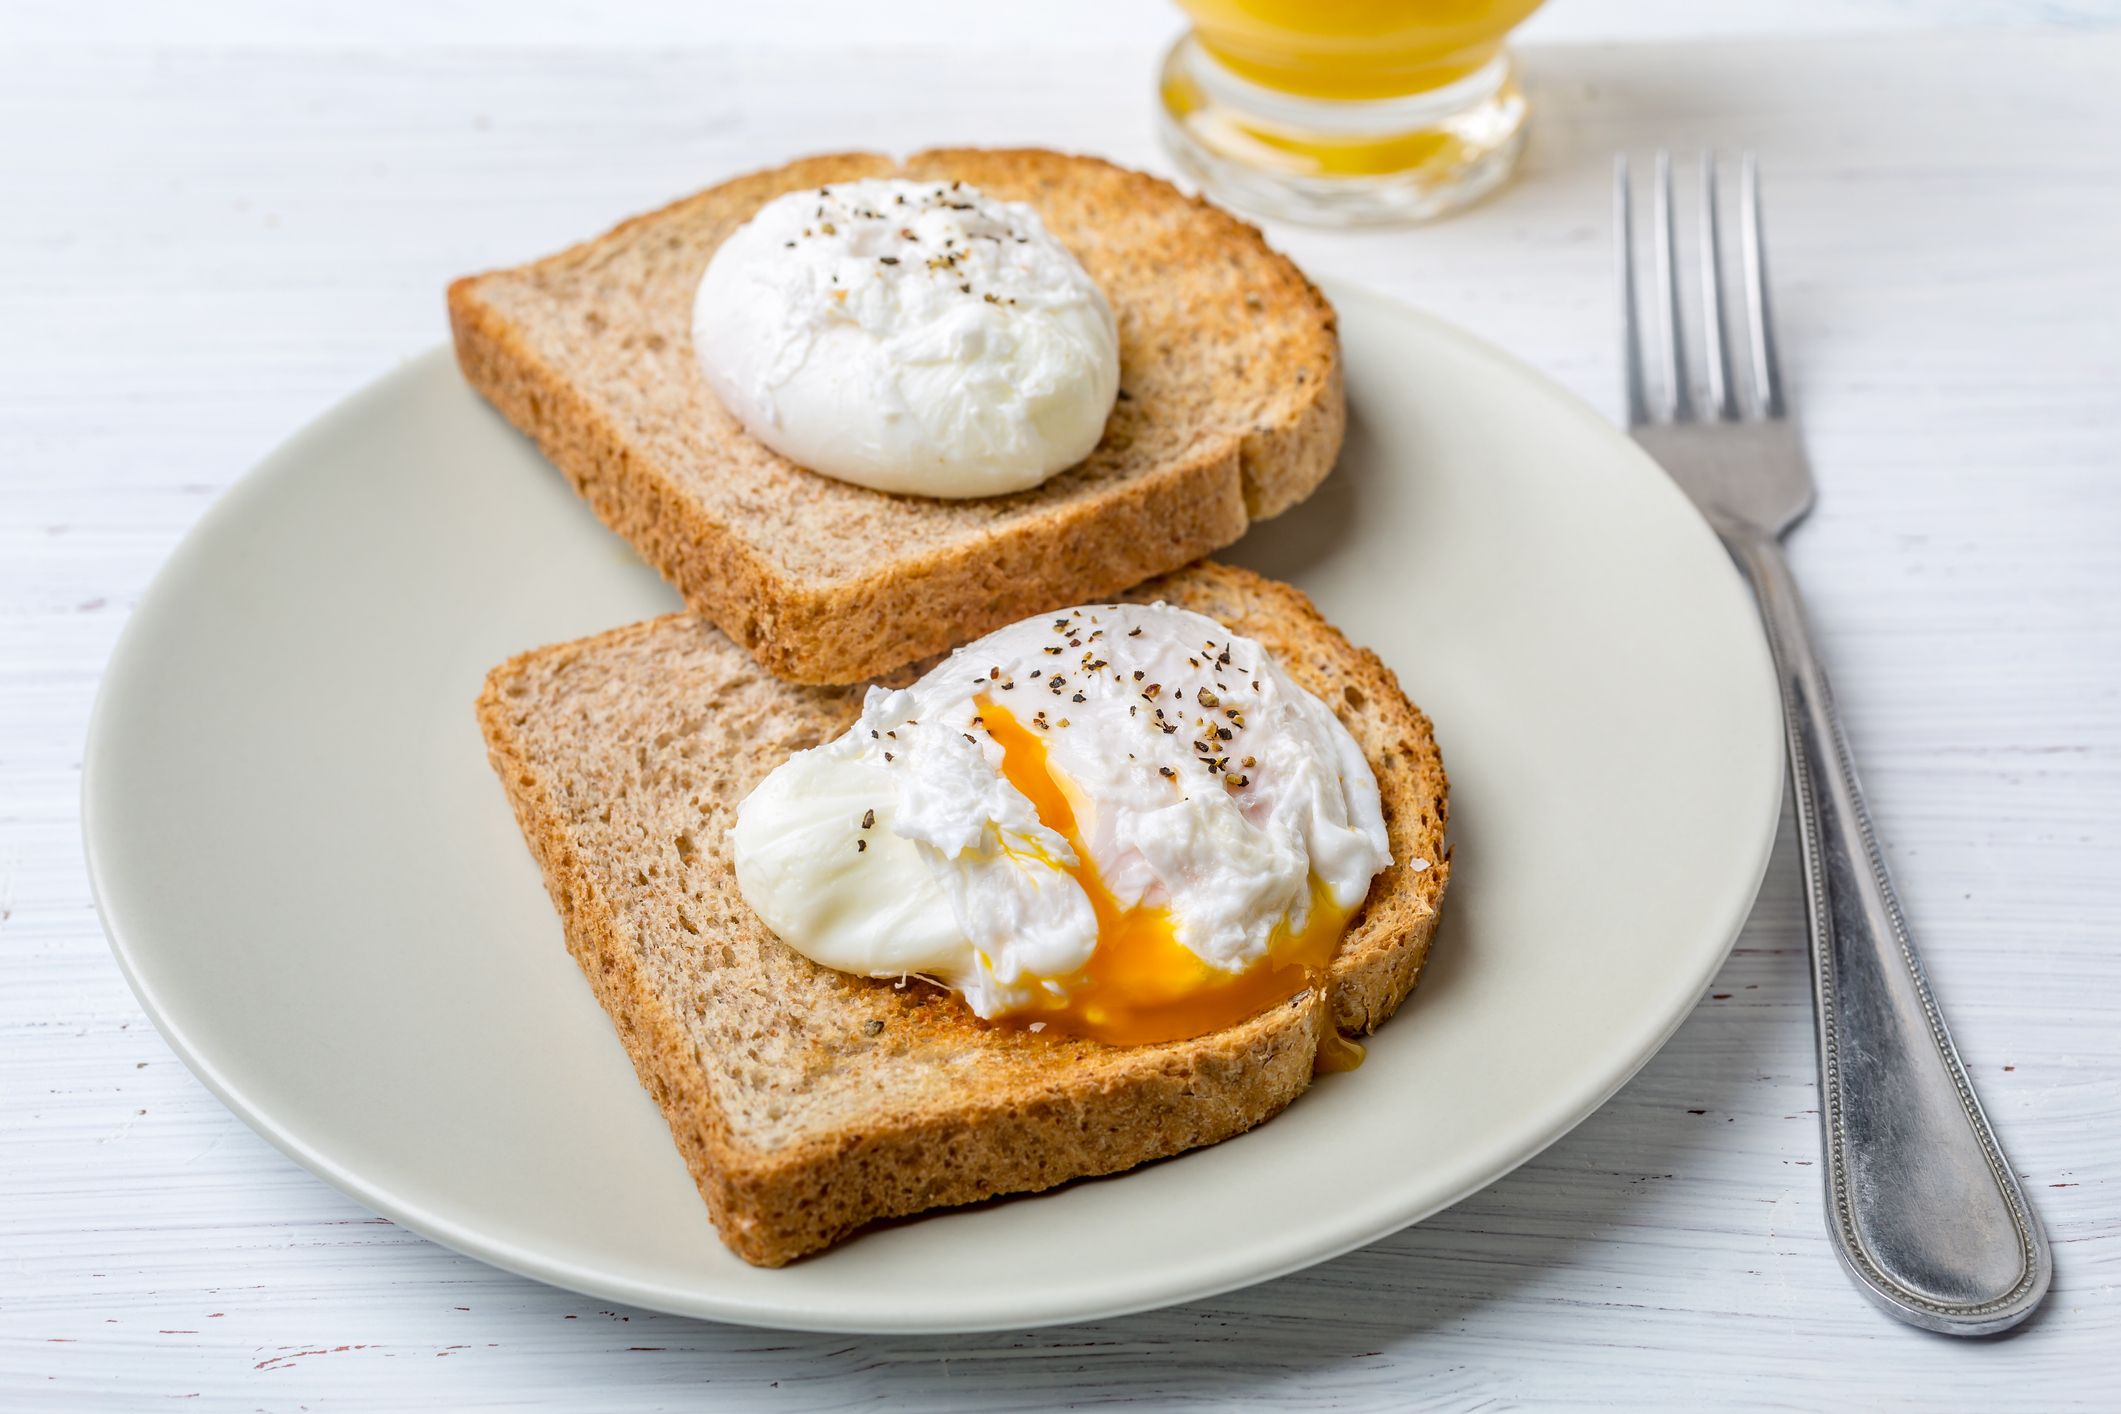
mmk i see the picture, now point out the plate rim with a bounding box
[82,280,1783,1334]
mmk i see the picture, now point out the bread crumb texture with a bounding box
[477,563,1445,1265]
[450,150,1345,685]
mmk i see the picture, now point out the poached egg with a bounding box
[729,602,1395,1045]
[692,178,1120,498]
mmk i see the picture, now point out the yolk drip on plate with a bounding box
[977,700,1350,1046]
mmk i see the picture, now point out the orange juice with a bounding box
[1157,0,1542,224]
[1179,0,1547,102]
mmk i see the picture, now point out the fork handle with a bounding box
[1722,527,2051,1335]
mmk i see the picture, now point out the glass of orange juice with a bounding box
[1159,0,1545,225]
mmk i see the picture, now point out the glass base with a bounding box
[1157,34,1529,227]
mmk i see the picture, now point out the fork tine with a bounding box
[1698,153,1736,419]
[1615,155,1649,426]
[1740,152,1784,417]
[1651,151,1688,420]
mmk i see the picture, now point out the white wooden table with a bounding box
[4,6,2116,1407]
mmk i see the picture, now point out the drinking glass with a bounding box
[1159,0,1545,225]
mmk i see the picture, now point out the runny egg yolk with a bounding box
[976,700,1351,1046]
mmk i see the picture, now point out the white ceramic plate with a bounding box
[85,284,1781,1334]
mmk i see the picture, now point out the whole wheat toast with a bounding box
[450,150,1345,687]
[476,563,1447,1266]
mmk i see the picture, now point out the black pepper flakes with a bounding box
[861,808,875,830]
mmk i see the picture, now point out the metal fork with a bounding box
[1616,152,2051,1336]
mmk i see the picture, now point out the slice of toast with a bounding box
[476,563,1447,1266]
[450,150,1344,686]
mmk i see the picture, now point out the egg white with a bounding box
[692,178,1120,498]
[730,602,1394,1021]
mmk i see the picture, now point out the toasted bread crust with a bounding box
[480,675,1324,1265]
[476,564,1445,1265]
[450,149,1343,685]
